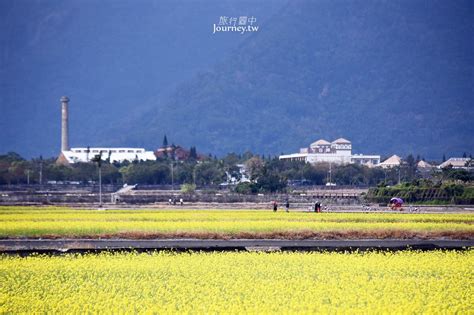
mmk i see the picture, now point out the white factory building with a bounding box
[59,147,156,164]
[279,138,381,166]
[56,96,156,164]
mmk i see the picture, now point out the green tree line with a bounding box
[0,152,472,196]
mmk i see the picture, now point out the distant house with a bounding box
[155,145,205,161]
[416,160,435,177]
[377,155,402,169]
[155,145,188,160]
[438,158,472,169]
[222,163,251,186]
[279,138,380,166]
[417,160,434,169]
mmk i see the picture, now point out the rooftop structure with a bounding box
[155,145,205,161]
[280,138,380,166]
[417,160,434,169]
[438,157,472,169]
[58,148,156,164]
[378,155,402,168]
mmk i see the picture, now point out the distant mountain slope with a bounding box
[0,0,286,158]
[122,0,473,159]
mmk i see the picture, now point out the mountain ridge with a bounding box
[118,0,473,160]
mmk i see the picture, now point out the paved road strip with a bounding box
[0,239,472,253]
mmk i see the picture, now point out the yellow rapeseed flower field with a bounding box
[0,250,472,313]
[0,206,472,238]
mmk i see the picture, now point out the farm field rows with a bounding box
[1,250,472,313]
[0,206,473,239]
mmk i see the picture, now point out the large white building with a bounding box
[58,147,156,164]
[279,138,380,166]
[56,97,156,164]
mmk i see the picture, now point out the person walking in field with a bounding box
[316,201,321,213]
[285,199,290,212]
[272,201,278,212]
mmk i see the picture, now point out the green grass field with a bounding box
[0,206,472,239]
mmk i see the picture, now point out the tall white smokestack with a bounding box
[60,96,70,152]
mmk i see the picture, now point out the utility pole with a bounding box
[26,170,30,185]
[193,166,196,186]
[86,146,90,162]
[99,163,102,207]
[92,152,103,207]
[398,166,401,185]
[98,153,102,207]
[39,156,43,186]
[170,162,174,190]
[329,163,332,184]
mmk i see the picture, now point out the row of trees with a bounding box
[367,180,474,204]
[0,151,472,193]
[0,152,225,186]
